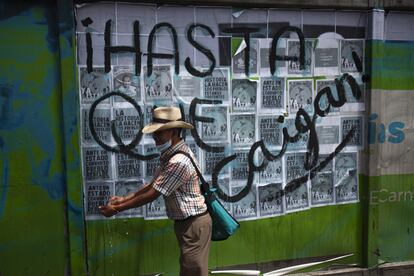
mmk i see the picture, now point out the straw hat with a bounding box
[142,107,194,134]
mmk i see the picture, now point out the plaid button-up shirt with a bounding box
[152,140,207,220]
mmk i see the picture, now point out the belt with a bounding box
[175,210,209,222]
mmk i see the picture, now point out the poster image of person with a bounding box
[285,152,307,183]
[285,118,309,151]
[315,79,340,114]
[232,38,258,77]
[201,106,229,142]
[317,154,334,173]
[288,79,313,114]
[340,39,364,74]
[202,68,230,102]
[113,107,143,144]
[258,155,283,184]
[82,147,112,181]
[232,185,257,220]
[230,114,255,148]
[287,39,313,76]
[334,152,357,189]
[203,146,229,176]
[117,75,138,96]
[334,152,358,203]
[258,115,283,149]
[335,171,358,203]
[285,181,309,212]
[310,172,334,206]
[232,79,257,113]
[343,76,365,104]
[143,65,173,102]
[113,66,141,102]
[144,196,168,219]
[116,151,143,179]
[258,183,284,217]
[85,181,113,219]
[259,77,285,112]
[79,67,111,105]
[231,150,250,181]
[341,116,363,147]
[114,180,144,218]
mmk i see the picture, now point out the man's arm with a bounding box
[99,184,161,217]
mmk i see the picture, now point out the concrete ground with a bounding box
[292,261,414,275]
[209,260,414,275]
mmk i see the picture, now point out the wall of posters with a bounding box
[75,4,366,223]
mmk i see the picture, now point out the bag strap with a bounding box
[164,150,211,195]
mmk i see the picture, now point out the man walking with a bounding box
[99,106,212,276]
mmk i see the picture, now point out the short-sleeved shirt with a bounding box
[152,140,207,220]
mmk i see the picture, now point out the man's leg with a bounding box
[174,214,212,276]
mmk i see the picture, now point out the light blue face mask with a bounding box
[156,139,172,153]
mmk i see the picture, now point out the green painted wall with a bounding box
[0,2,70,275]
[84,202,362,274]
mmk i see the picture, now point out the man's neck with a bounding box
[171,136,182,147]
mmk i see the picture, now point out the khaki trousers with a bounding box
[174,213,212,276]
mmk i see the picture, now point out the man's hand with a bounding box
[99,204,119,217]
